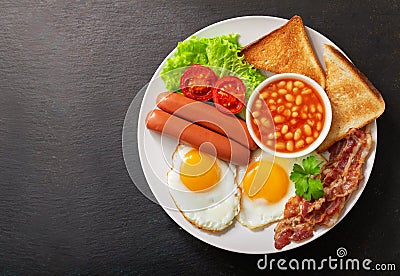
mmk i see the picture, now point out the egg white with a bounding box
[236,149,326,229]
[168,144,241,232]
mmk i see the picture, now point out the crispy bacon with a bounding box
[274,128,372,249]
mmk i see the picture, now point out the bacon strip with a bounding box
[274,128,372,249]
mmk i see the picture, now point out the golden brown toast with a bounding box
[240,15,326,89]
[317,44,385,152]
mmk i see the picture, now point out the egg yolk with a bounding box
[242,161,289,203]
[180,149,221,192]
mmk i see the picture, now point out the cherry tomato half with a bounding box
[180,64,218,101]
[212,76,246,114]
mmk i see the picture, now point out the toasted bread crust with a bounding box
[240,15,326,88]
[323,45,384,103]
[317,44,385,152]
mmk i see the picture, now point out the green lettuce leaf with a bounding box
[160,34,266,100]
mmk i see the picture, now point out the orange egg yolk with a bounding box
[242,161,289,203]
[180,149,221,192]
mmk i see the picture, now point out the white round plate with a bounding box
[136,16,377,254]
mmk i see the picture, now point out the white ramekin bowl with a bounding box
[246,73,332,158]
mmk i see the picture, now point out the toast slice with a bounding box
[240,15,326,89]
[317,44,385,152]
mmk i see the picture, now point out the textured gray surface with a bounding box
[0,0,399,274]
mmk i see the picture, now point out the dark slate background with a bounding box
[1,0,399,275]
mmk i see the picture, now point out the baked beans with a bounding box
[251,78,325,153]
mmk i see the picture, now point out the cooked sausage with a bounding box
[156,92,257,150]
[146,109,250,166]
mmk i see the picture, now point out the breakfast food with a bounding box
[180,64,218,101]
[160,34,266,100]
[168,145,240,231]
[179,65,247,115]
[142,15,386,252]
[240,15,326,89]
[145,109,250,166]
[250,77,327,153]
[156,92,257,150]
[211,76,246,114]
[236,149,326,229]
[317,45,385,152]
[274,127,372,249]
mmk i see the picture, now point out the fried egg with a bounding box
[236,149,326,229]
[168,144,240,232]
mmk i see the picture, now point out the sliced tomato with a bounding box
[212,76,246,114]
[180,64,218,101]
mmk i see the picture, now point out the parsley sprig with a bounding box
[290,156,324,201]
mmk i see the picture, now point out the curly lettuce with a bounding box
[160,34,266,100]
